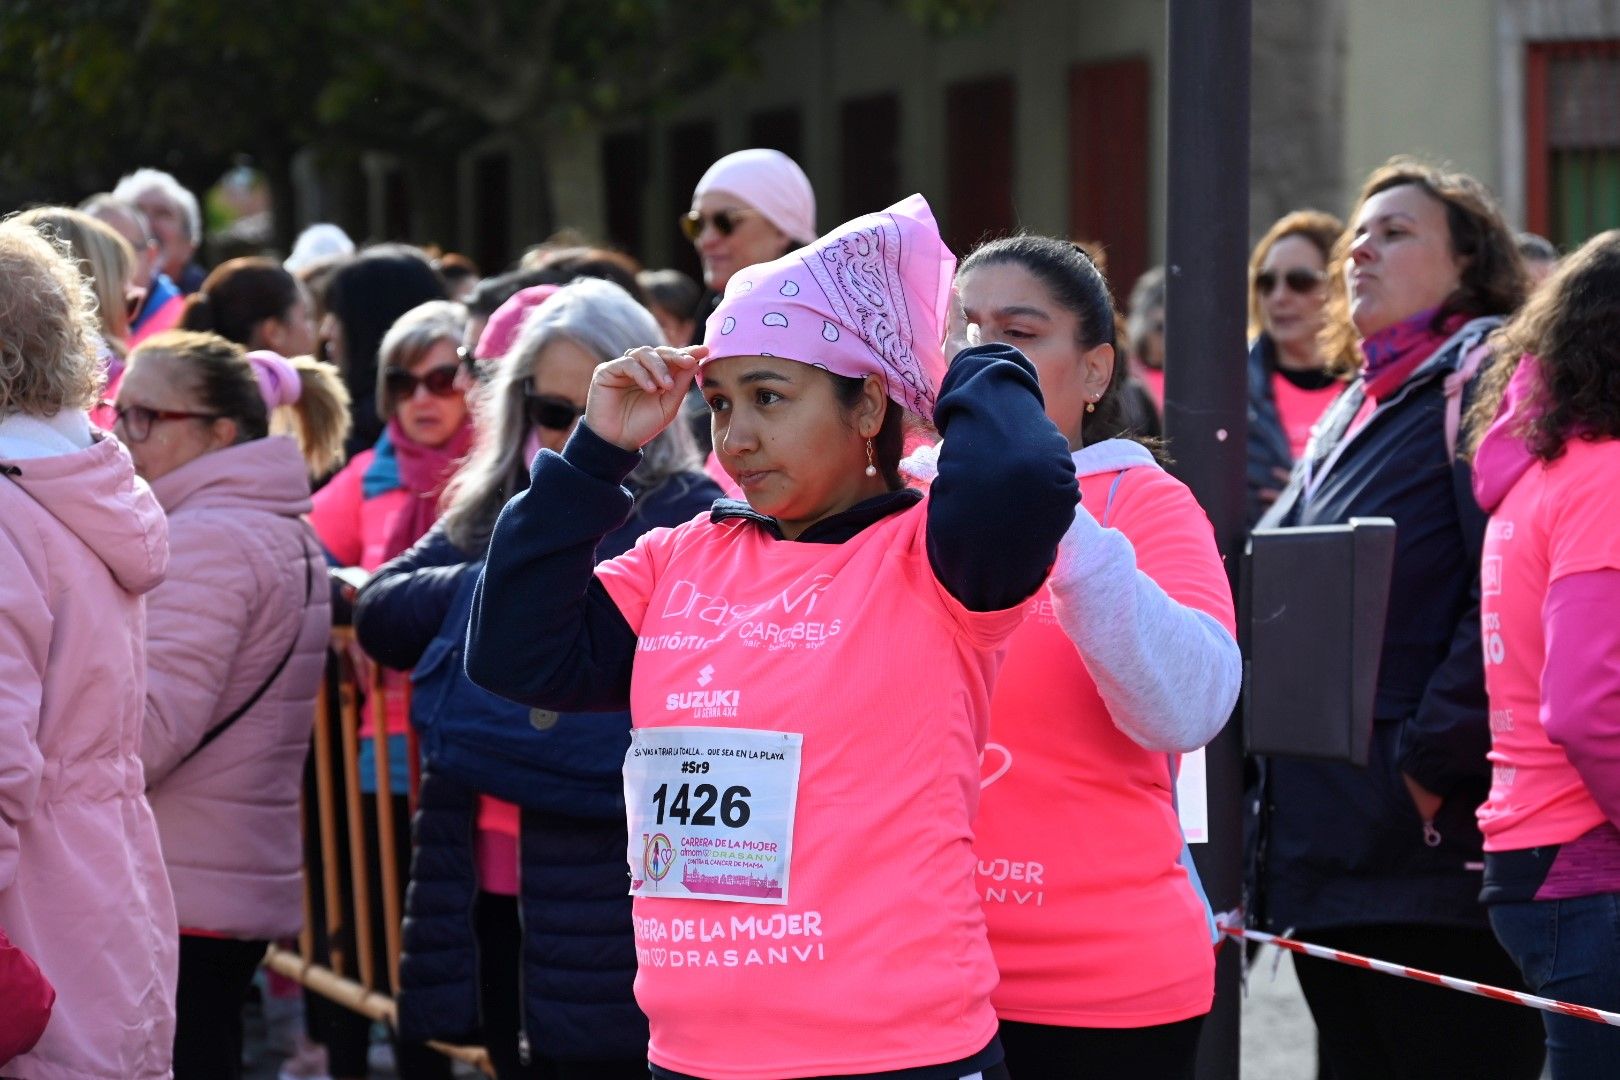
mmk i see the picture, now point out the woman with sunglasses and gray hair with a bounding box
[354,277,718,1079]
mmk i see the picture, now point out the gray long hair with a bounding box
[440,277,704,554]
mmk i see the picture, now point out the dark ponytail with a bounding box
[179,257,302,348]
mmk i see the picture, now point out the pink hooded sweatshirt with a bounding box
[0,416,177,1080]
[143,436,331,940]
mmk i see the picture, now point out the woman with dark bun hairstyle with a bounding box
[1467,229,1620,1077]
[1254,158,1544,1080]
[950,235,1240,1080]
[179,256,317,358]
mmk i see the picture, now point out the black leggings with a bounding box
[1291,923,1545,1080]
[997,1016,1205,1080]
[173,934,270,1080]
[474,891,649,1080]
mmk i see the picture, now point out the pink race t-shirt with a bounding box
[596,498,1021,1080]
[1478,438,1620,850]
[975,466,1232,1027]
[1271,373,1341,459]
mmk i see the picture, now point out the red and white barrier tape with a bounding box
[1218,920,1620,1027]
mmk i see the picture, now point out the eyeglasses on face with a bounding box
[111,404,219,443]
[521,379,586,432]
[384,363,462,402]
[679,207,757,242]
[1255,267,1327,297]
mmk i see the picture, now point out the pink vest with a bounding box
[975,467,1231,1027]
[597,498,1018,1079]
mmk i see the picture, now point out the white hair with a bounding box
[113,168,202,244]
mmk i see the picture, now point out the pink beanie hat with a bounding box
[245,350,302,410]
[702,193,955,421]
[476,285,561,361]
[693,149,817,245]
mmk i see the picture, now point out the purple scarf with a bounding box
[1360,307,1468,401]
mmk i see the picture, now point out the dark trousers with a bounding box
[998,1015,1204,1080]
[1490,893,1620,1079]
[474,891,649,1080]
[1292,923,1546,1080]
[305,790,452,1080]
[173,934,270,1080]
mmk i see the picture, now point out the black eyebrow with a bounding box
[701,369,794,389]
[964,304,1052,321]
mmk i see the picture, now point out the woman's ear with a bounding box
[858,375,888,439]
[210,416,240,449]
[1082,341,1116,400]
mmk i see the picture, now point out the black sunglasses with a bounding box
[679,207,757,242]
[522,379,585,432]
[1255,268,1327,297]
[384,363,461,401]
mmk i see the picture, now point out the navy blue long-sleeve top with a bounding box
[465,343,1078,711]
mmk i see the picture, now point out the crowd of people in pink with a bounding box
[1,145,1617,1080]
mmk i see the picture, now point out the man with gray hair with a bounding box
[79,194,187,345]
[112,167,207,293]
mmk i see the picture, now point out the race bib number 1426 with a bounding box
[624,726,803,905]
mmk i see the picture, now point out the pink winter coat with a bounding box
[143,436,331,941]
[0,424,177,1080]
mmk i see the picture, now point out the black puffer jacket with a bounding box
[356,470,720,1058]
[1250,318,1500,934]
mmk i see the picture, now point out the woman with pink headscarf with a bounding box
[467,195,1078,1079]
[114,331,348,1078]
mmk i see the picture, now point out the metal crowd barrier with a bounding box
[262,627,491,1075]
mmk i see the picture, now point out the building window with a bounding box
[471,153,512,274]
[1069,57,1151,302]
[1526,40,1620,249]
[840,93,901,220]
[748,108,804,163]
[944,76,1016,254]
[667,120,719,281]
[602,130,650,262]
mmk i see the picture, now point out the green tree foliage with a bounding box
[0,0,1001,245]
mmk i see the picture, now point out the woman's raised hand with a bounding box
[587,344,707,451]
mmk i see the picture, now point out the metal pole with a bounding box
[1163,1,1251,1077]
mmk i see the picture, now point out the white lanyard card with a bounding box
[624,726,803,905]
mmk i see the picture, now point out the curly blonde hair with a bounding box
[0,220,104,417]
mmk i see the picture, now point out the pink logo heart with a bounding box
[651,948,667,967]
[980,742,1012,788]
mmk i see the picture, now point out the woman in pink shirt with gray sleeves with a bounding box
[467,196,1077,1080]
[1468,229,1620,1078]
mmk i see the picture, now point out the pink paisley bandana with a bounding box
[701,193,955,421]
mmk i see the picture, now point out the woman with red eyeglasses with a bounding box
[354,278,718,1078]
[307,299,471,1080]
[1244,211,1355,524]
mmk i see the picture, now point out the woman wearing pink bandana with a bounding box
[468,195,1077,1079]
[1467,230,1620,1077]
[1252,159,1544,1079]
[115,330,347,1078]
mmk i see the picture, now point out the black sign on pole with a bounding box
[1163,1,1252,1077]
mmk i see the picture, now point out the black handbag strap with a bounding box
[180,549,314,766]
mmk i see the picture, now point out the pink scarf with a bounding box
[1359,307,1468,402]
[382,415,474,561]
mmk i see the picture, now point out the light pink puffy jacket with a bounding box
[143,436,330,941]
[0,425,176,1080]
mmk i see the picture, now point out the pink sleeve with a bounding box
[308,455,367,567]
[595,523,678,633]
[1541,569,1620,830]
